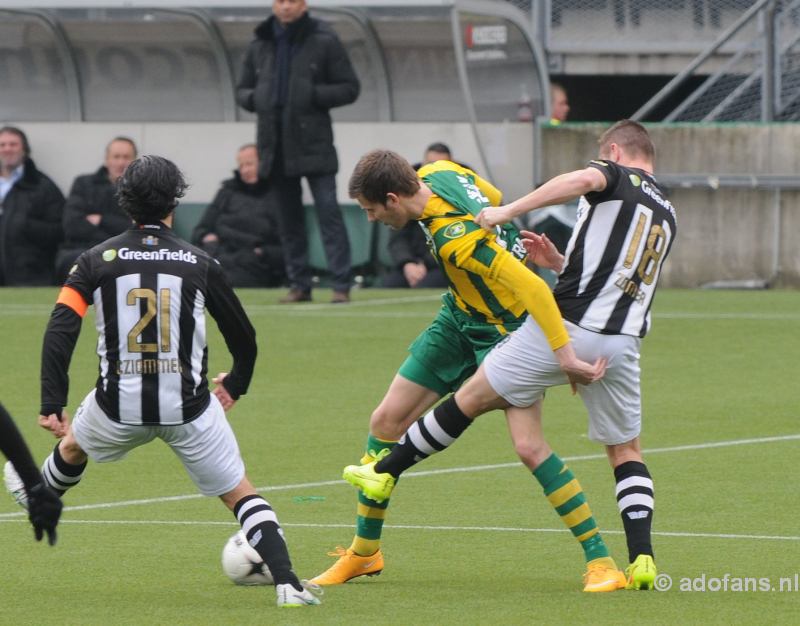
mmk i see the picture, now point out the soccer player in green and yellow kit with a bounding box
[312,150,624,592]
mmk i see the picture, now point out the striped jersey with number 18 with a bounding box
[553,160,677,338]
[41,223,256,426]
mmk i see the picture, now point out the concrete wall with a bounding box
[540,124,800,177]
[18,121,534,207]
[541,124,800,287]
[14,121,799,287]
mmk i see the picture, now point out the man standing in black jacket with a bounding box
[237,0,360,303]
[0,126,64,285]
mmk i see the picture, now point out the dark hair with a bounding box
[598,120,655,162]
[116,155,188,223]
[425,142,451,157]
[106,136,138,157]
[348,150,420,204]
[0,126,31,156]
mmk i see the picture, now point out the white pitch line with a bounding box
[0,433,796,520]
[0,518,796,543]
[3,297,798,321]
[244,293,442,313]
[657,312,800,321]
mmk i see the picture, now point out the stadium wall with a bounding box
[19,122,534,207]
[19,121,798,287]
[541,124,800,288]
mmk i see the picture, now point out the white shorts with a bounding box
[71,389,245,496]
[483,317,642,445]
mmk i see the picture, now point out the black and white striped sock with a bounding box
[234,495,300,589]
[614,461,655,562]
[375,395,472,478]
[41,443,86,496]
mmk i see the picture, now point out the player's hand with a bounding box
[520,230,565,272]
[554,344,607,392]
[212,373,236,411]
[38,411,70,438]
[475,205,513,230]
[26,482,63,546]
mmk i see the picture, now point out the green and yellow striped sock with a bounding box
[533,453,610,563]
[350,434,397,556]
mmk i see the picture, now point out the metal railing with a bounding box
[633,0,800,121]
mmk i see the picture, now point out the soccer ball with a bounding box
[221,530,273,585]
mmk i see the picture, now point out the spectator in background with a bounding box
[192,144,286,288]
[413,142,460,170]
[0,126,64,285]
[236,0,360,303]
[55,137,137,281]
[381,142,466,288]
[550,82,570,124]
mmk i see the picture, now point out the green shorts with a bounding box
[398,295,525,397]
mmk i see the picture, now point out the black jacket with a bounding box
[62,167,131,248]
[388,222,437,271]
[0,158,64,285]
[236,12,360,178]
[191,173,285,287]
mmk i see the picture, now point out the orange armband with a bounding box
[56,286,89,317]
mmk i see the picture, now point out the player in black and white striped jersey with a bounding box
[552,155,676,338]
[344,121,672,591]
[4,155,320,608]
[476,121,675,591]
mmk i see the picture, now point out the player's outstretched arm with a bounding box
[475,167,606,229]
[491,254,605,388]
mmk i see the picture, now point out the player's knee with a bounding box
[513,439,550,471]
[59,436,87,465]
[369,406,407,441]
[455,385,500,417]
[606,439,642,467]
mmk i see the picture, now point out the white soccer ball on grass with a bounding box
[221,530,273,585]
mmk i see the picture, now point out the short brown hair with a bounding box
[348,149,420,204]
[598,120,655,162]
[106,136,138,156]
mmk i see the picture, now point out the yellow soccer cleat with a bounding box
[310,547,384,585]
[342,453,396,504]
[625,554,657,590]
[582,557,627,592]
